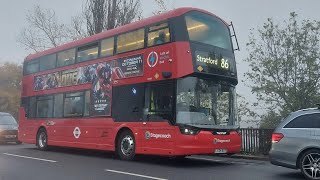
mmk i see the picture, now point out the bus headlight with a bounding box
[179,126,200,135]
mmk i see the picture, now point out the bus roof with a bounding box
[25,7,227,61]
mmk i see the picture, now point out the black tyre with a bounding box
[36,128,48,151]
[16,141,22,145]
[299,149,320,180]
[116,130,135,161]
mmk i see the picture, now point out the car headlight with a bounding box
[179,126,200,135]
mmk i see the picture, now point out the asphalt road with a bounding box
[0,144,304,180]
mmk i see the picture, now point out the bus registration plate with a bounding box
[214,149,227,154]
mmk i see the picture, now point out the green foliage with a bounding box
[244,12,320,128]
[0,63,22,119]
[237,94,258,126]
[259,110,282,129]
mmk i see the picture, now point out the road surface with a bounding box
[0,144,304,180]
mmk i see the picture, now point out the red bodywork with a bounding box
[19,7,241,156]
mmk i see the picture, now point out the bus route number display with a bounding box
[195,50,231,71]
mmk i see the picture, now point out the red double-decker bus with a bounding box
[19,7,241,160]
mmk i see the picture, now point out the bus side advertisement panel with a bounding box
[32,54,144,116]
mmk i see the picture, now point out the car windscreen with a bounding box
[0,115,17,125]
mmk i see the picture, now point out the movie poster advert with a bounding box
[91,63,112,116]
[61,69,78,87]
[76,64,97,84]
[34,72,61,90]
[112,55,143,79]
[33,54,143,116]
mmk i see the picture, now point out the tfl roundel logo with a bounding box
[147,51,158,68]
[145,131,151,139]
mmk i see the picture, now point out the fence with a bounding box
[240,128,274,155]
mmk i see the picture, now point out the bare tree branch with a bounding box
[153,0,168,15]
[68,14,88,41]
[17,5,70,52]
[84,0,141,35]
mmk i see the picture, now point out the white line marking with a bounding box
[3,153,57,163]
[105,169,168,180]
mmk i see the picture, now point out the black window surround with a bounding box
[25,90,91,120]
[25,81,176,124]
[112,81,175,123]
[23,20,174,75]
[145,81,175,123]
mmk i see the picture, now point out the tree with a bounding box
[84,0,141,35]
[17,5,70,52]
[153,0,168,15]
[0,63,23,119]
[259,110,282,129]
[244,12,320,128]
[237,94,259,127]
[18,0,142,52]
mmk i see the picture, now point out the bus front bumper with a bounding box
[174,131,241,156]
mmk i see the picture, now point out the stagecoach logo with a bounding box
[147,51,158,68]
[145,131,151,139]
[73,127,81,139]
[213,138,230,144]
[145,131,171,139]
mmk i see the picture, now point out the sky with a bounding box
[0,0,319,126]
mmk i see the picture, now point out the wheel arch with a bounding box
[114,127,134,150]
[296,146,320,168]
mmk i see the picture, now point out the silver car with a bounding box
[0,112,20,144]
[269,108,320,179]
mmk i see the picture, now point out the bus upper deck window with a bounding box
[77,43,99,62]
[147,22,170,47]
[154,31,166,45]
[116,29,144,54]
[57,49,76,67]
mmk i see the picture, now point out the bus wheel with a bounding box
[37,128,48,151]
[117,130,135,161]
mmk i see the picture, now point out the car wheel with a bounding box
[37,128,48,151]
[16,141,22,145]
[117,130,135,161]
[300,149,320,180]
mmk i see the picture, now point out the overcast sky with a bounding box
[0,0,319,125]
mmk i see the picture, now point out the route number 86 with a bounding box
[221,59,229,69]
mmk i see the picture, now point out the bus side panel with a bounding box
[78,118,115,150]
[174,42,194,78]
[46,118,79,146]
[18,107,38,144]
[138,122,176,156]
